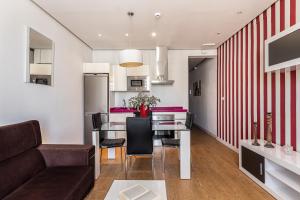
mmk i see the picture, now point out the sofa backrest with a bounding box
[0,120,46,199]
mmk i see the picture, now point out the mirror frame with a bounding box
[25,26,55,86]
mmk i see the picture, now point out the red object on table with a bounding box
[139,103,148,117]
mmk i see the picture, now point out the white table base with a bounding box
[179,130,191,179]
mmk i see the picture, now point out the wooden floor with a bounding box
[85,127,274,200]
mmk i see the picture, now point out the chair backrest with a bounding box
[92,113,105,143]
[92,113,102,129]
[185,112,194,130]
[126,117,153,155]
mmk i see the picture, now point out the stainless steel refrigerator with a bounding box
[84,74,109,145]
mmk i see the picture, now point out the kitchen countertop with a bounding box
[110,106,188,113]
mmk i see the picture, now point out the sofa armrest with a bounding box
[38,144,95,168]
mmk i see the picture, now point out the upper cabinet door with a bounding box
[40,49,52,63]
[126,65,149,76]
[33,49,52,64]
[110,65,127,91]
[33,49,41,63]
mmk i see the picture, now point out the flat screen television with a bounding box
[265,23,300,72]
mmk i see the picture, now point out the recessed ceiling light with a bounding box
[202,43,216,46]
[237,11,243,14]
[98,33,102,37]
[151,32,157,37]
[125,33,129,37]
[154,12,161,18]
[217,32,221,35]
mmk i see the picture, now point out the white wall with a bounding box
[189,58,217,135]
[93,49,217,109]
[0,0,92,144]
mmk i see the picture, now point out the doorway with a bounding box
[188,56,217,135]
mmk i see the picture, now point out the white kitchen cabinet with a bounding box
[33,49,52,64]
[126,65,149,76]
[109,113,134,122]
[83,63,110,73]
[110,65,127,91]
[29,64,52,75]
[33,49,41,63]
[40,49,52,63]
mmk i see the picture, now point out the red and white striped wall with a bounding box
[217,0,300,152]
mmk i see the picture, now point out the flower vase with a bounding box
[139,103,148,117]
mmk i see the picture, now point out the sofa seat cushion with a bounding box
[4,166,94,200]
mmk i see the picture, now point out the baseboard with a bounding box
[215,137,239,153]
[193,123,217,138]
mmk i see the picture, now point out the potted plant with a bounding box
[128,93,160,117]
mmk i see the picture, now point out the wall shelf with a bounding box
[265,167,300,193]
[265,173,300,200]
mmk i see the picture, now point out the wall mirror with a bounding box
[25,27,54,86]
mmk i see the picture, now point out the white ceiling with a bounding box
[32,0,276,50]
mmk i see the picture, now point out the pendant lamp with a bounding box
[120,49,143,67]
[119,12,143,67]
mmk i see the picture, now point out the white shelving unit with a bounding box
[240,140,300,200]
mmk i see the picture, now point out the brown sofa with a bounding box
[0,120,95,200]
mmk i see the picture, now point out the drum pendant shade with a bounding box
[119,49,143,67]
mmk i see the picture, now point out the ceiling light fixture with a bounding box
[151,32,157,37]
[154,12,161,19]
[98,34,102,37]
[202,43,216,46]
[119,12,143,68]
[237,11,243,14]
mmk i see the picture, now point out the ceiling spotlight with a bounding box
[98,33,102,37]
[154,12,161,19]
[125,33,129,37]
[237,11,243,15]
[151,32,157,37]
[217,32,221,35]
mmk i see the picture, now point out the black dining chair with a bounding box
[125,117,154,179]
[92,113,126,165]
[161,112,193,172]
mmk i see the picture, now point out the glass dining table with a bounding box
[92,120,191,180]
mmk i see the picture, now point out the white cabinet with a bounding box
[126,65,149,76]
[40,49,52,63]
[110,113,134,122]
[29,64,52,75]
[83,63,110,73]
[240,140,300,200]
[33,49,40,63]
[33,49,52,64]
[110,65,127,91]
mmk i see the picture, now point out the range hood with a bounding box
[151,46,174,85]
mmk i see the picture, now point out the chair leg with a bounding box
[161,146,163,163]
[120,147,123,166]
[125,155,128,179]
[163,146,166,173]
[152,154,154,179]
[100,147,103,163]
